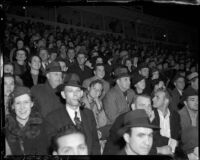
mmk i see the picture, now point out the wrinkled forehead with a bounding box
[64,86,81,91]
[131,127,153,135]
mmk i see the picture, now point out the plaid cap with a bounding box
[181,87,198,102]
[114,66,130,80]
[45,61,62,74]
[187,72,198,81]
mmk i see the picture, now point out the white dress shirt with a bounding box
[66,105,81,125]
[158,108,171,138]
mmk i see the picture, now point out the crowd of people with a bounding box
[3,17,198,159]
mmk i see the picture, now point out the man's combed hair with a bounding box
[89,79,103,88]
[51,124,86,153]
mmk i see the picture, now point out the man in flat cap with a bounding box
[103,66,136,125]
[45,80,101,155]
[31,61,63,117]
[185,72,198,94]
[117,109,159,155]
[178,86,198,130]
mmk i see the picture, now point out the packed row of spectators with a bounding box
[3,17,198,159]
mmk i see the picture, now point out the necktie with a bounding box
[74,111,81,129]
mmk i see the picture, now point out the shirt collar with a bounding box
[158,108,170,118]
[176,88,183,96]
[66,104,80,113]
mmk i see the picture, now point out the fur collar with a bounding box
[6,112,43,142]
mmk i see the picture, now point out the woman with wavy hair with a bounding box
[5,86,48,155]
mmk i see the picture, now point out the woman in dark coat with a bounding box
[20,55,46,88]
[5,86,48,155]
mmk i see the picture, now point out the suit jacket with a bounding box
[45,106,101,155]
[103,112,126,155]
[178,106,198,130]
[31,81,63,118]
[117,148,127,155]
[170,88,182,111]
[103,84,136,125]
[151,108,181,147]
[20,70,46,88]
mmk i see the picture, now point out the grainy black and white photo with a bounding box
[1,2,199,159]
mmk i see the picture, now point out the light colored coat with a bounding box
[103,84,136,125]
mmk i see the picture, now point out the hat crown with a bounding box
[187,72,198,81]
[124,109,149,125]
[46,61,61,73]
[114,67,129,79]
[12,86,31,99]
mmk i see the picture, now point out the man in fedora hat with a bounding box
[45,80,101,155]
[31,61,63,117]
[178,86,198,130]
[117,109,159,155]
[103,94,154,155]
[103,66,136,125]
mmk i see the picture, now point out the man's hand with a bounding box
[168,138,178,153]
[157,145,173,155]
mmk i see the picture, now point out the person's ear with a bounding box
[123,133,130,143]
[164,98,169,106]
[116,79,120,85]
[80,90,83,97]
[173,82,176,86]
[28,62,31,67]
[30,101,34,108]
[46,73,49,79]
[61,91,66,99]
[183,100,187,106]
[52,151,58,155]
[131,103,136,110]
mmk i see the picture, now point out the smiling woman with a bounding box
[5,86,48,155]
